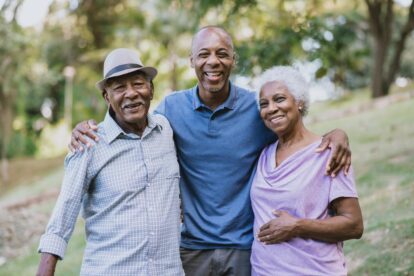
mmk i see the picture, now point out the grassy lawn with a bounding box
[0,92,413,275]
[0,218,85,275]
[309,96,414,275]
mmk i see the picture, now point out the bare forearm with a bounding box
[296,215,363,243]
[37,253,58,276]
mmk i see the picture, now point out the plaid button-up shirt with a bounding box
[38,112,184,276]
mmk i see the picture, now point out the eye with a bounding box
[198,52,209,58]
[259,101,268,109]
[217,52,230,58]
[113,85,125,93]
[275,96,285,103]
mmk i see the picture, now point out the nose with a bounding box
[206,53,220,66]
[267,101,278,113]
[124,82,138,98]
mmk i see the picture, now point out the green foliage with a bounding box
[6,131,37,158]
[304,12,371,89]
[1,0,413,160]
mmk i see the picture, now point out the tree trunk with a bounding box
[371,37,388,98]
[170,51,178,92]
[1,157,8,184]
[0,92,12,184]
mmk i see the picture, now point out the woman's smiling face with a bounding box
[259,81,302,136]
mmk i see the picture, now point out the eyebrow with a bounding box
[198,47,230,52]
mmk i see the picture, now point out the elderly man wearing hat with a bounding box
[37,48,184,276]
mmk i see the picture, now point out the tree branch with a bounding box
[386,0,414,85]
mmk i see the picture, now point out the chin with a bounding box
[207,84,226,93]
[126,113,146,122]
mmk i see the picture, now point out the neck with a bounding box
[114,116,147,137]
[198,82,230,110]
[277,120,317,148]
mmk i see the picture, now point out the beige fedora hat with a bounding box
[96,48,157,90]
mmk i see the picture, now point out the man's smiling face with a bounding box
[191,27,235,95]
[103,72,153,132]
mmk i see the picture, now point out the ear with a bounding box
[190,53,195,68]
[231,51,237,69]
[297,100,304,112]
[102,90,110,106]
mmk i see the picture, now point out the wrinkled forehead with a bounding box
[106,71,149,87]
[192,28,234,53]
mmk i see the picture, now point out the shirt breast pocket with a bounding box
[150,147,180,180]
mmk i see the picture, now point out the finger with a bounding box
[76,121,91,134]
[325,145,339,175]
[330,147,346,177]
[331,151,348,177]
[258,232,274,242]
[70,136,84,152]
[259,222,270,232]
[76,131,92,147]
[344,151,352,176]
[315,139,330,153]
[68,143,75,153]
[84,129,99,143]
[88,119,99,130]
[258,228,274,238]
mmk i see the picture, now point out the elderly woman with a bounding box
[250,66,363,275]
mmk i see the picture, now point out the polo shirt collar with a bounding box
[101,110,162,144]
[192,82,238,111]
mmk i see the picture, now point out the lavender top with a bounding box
[250,140,358,276]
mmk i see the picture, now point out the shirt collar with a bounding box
[191,82,238,111]
[101,111,162,144]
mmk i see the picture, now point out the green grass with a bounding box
[0,93,413,275]
[0,164,86,275]
[0,219,85,276]
[309,97,414,275]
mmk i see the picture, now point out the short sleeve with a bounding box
[329,166,358,203]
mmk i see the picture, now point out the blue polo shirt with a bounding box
[155,83,276,249]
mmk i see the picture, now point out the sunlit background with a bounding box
[0,0,413,275]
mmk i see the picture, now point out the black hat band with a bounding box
[105,63,143,79]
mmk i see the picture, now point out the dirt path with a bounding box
[0,155,64,195]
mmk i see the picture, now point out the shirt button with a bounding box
[150,231,155,235]
[149,258,153,262]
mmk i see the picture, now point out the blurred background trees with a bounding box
[0,0,414,183]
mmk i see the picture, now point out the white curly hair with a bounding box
[256,66,310,116]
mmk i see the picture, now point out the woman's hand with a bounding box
[316,129,351,177]
[257,210,298,244]
[68,119,99,152]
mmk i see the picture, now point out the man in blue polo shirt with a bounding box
[70,26,351,275]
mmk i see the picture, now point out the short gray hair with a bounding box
[256,66,310,116]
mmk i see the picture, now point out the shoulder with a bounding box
[64,147,94,170]
[154,88,193,115]
[233,85,258,107]
[64,122,107,168]
[163,88,193,103]
[152,113,172,129]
